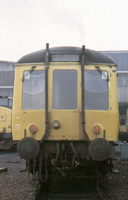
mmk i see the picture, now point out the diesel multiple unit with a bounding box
[12,44,119,181]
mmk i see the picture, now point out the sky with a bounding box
[0,0,128,61]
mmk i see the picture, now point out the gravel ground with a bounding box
[0,152,38,200]
[101,159,128,200]
[0,152,128,200]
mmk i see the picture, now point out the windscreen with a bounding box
[84,70,109,110]
[22,70,45,110]
[53,70,78,109]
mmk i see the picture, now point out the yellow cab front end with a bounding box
[12,65,119,142]
[12,45,119,177]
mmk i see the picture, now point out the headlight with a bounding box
[52,120,60,129]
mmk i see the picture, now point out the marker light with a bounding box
[52,120,60,129]
[93,125,101,134]
[29,124,37,134]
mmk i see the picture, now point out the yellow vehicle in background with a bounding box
[119,112,128,142]
[0,96,13,150]
[12,44,119,180]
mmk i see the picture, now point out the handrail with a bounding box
[40,43,49,143]
[81,45,90,143]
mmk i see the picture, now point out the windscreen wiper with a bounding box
[22,66,36,81]
[95,66,109,81]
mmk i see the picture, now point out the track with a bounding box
[35,177,108,200]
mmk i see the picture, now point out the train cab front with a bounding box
[12,44,119,179]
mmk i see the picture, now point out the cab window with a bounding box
[84,70,109,110]
[22,70,45,110]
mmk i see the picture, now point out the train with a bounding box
[12,44,119,181]
[0,96,13,150]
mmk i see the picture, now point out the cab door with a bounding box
[48,64,82,141]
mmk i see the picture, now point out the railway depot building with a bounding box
[102,51,128,114]
[0,61,15,98]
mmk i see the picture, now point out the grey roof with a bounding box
[17,46,115,65]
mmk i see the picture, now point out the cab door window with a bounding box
[53,70,78,109]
